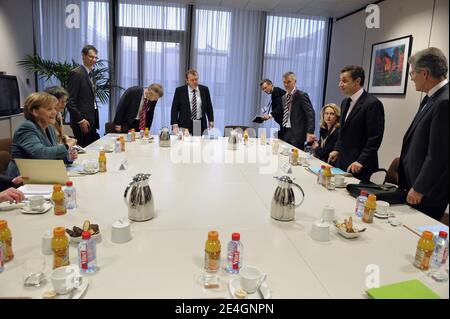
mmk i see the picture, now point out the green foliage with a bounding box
[17,54,121,104]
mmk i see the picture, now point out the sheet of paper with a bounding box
[15,159,69,184]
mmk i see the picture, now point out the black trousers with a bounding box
[281,128,304,150]
[411,202,447,222]
[71,124,100,147]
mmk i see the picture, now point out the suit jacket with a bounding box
[113,86,157,132]
[399,84,449,208]
[276,89,315,147]
[334,90,385,180]
[66,65,99,129]
[314,126,340,163]
[5,120,69,177]
[269,86,286,126]
[0,175,14,192]
[170,84,214,133]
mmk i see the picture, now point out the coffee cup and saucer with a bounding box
[21,196,53,214]
[43,265,89,299]
[374,200,393,219]
[333,175,346,188]
[228,266,271,299]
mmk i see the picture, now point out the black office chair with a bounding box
[370,157,400,185]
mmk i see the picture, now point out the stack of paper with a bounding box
[306,166,351,176]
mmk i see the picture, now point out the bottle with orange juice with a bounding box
[414,231,435,270]
[52,227,70,269]
[52,184,66,216]
[362,194,377,223]
[0,220,14,262]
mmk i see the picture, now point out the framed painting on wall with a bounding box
[367,35,413,95]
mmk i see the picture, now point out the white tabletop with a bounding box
[0,135,448,299]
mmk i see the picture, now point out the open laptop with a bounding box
[15,159,69,184]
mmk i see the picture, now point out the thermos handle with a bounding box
[123,181,135,206]
[291,182,305,208]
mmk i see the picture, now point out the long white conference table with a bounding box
[0,134,448,299]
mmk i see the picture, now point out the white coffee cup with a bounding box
[239,266,267,294]
[321,205,335,223]
[280,144,290,155]
[41,230,53,255]
[334,175,345,186]
[376,200,390,216]
[311,220,330,241]
[111,219,132,244]
[82,159,98,173]
[50,265,82,294]
[29,195,45,210]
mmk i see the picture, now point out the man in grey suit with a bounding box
[263,72,315,149]
[66,45,100,147]
[399,47,449,221]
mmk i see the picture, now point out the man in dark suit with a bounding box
[329,65,385,182]
[263,72,315,149]
[113,83,164,133]
[171,69,214,136]
[66,45,100,147]
[399,47,449,221]
[260,79,286,129]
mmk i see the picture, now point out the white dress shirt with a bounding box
[345,87,364,121]
[284,87,296,128]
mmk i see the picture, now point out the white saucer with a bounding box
[334,182,347,188]
[79,168,99,175]
[0,201,26,211]
[374,211,394,219]
[21,202,53,214]
[48,278,89,299]
[228,277,271,299]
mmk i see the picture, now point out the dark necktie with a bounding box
[282,93,291,127]
[191,89,197,120]
[344,97,353,122]
[139,99,149,131]
[418,95,429,113]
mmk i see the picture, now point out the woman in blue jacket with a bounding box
[5,92,78,177]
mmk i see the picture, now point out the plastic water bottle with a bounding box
[226,232,243,274]
[0,241,4,273]
[355,190,369,217]
[317,165,325,185]
[431,231,449,269]
[64,181,77,209]
[78,231,96,273]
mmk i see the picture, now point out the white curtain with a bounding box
[34,0,110,135]
[192,7,265,134]
[261,14,328,136]
[116,0,188,134]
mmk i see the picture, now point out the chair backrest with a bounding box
[0,138,12,173]
[105,122,115,134]
[385,157,400,185]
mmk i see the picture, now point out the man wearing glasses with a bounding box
[260,79,285,134]
[66,44,100,147]
[399,47,449,221]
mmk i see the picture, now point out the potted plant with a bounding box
[17,54,121,105]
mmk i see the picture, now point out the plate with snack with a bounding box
[66,220,101,243]
[333,217,366,239]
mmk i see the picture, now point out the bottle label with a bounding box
[80,249,88,270]
[54,199,66,215]
[414,248,432,270]
[232,251,240,270]
[54,247,69,269]
[205,250,220,272]
[2,238,13,262]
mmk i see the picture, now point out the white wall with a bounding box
[325,0,449,169]
[0,0,36,107]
